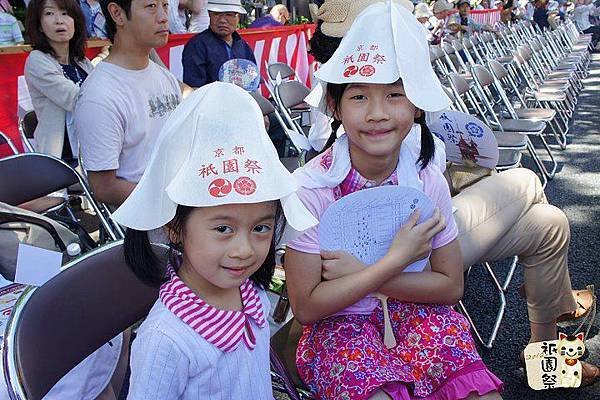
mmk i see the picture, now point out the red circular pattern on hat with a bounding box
[208,178,232,198]
[233,176,257,196]
[359,65,375,77]
[343,65,359,77]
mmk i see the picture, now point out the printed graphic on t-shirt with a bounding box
[148,93,180,118]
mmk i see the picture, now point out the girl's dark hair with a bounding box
[323,82,436,169]
[124,203,285,289]
[26,0,87,62]
[311,22,436,168]
[309,21,343,64]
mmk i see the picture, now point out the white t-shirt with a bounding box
[75,60,181,183]
[169,0,187,33]
[574,4,600,31]
[127,291,273,400]
[188,7,209,33]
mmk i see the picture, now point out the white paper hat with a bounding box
[307,1,450,114]
[112,82,317,232]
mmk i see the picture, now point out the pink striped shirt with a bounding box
[159,265,266,353]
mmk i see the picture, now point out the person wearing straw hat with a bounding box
[414,2,437,42]
[181,0,256,88]
[114,82,317,399]
[414,1,433,24]
[284,2,504,399]
[306,0,600,389]
[430,0,455,43]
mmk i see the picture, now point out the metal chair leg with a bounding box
[458,262,509,349]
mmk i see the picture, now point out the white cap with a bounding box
[206,0,247,14]
[306,1,450,114]
[112,82,317,232]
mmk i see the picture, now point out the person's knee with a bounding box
[531,204,571,247]
[502,168,541,190]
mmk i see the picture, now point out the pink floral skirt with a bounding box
[296,301,503,400]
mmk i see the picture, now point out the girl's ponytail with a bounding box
[415,112,435,169]
[124,229,165,287]
[320,119,342,154]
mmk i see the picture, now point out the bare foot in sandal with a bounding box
[557,289,595,322]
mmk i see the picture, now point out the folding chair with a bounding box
[0,153,123,242]
[440,41,471,78]
[449,71,554,187]
[272,81,312,149]
[18,111,37,153]
[265,62,299,102]
[430,45,451,79]
[267,62,297,84]
[271,318,313,399]
[249,91,309,158]
[511,51,575,126]
[456,253,519,349]
[0,131,18,155]
[2,240,165,400]
[488,59,569,149]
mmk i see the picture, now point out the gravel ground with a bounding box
[460,52,600,400]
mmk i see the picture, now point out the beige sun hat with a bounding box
[432,0,454,13]
[414,2,433,18]
[206,0,247,14]
[317,0,415,38]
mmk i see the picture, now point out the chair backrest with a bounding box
[267,62,296,82]
[518,45,532,61]
[250,92,276,115]
[0,153,78,206]
[430,46,445,61]
[3,240,167,400]
[488,59,509,80]
[277,81,310,109]
[462,37,473,50]
[441,41,456,55]
[452,39,464,52]
[471,64,495,88]
[448,73,471,96]
[21,111,38,139]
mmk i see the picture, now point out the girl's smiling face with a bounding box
[335,81,419,164]
[172,202,276,297]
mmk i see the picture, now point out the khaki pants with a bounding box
[452,168,576,324]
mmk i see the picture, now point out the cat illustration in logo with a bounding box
[558,332,585,388]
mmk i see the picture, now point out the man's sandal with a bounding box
[517,286,595,322]
[557,289,595,322]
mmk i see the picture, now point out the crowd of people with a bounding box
[1,0,600,398]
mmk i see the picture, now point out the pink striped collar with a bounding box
[159,264,267,353]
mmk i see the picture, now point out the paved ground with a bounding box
[114,54,600,400]
[460,52,600,400]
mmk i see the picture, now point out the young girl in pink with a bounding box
[284,2,503,399]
